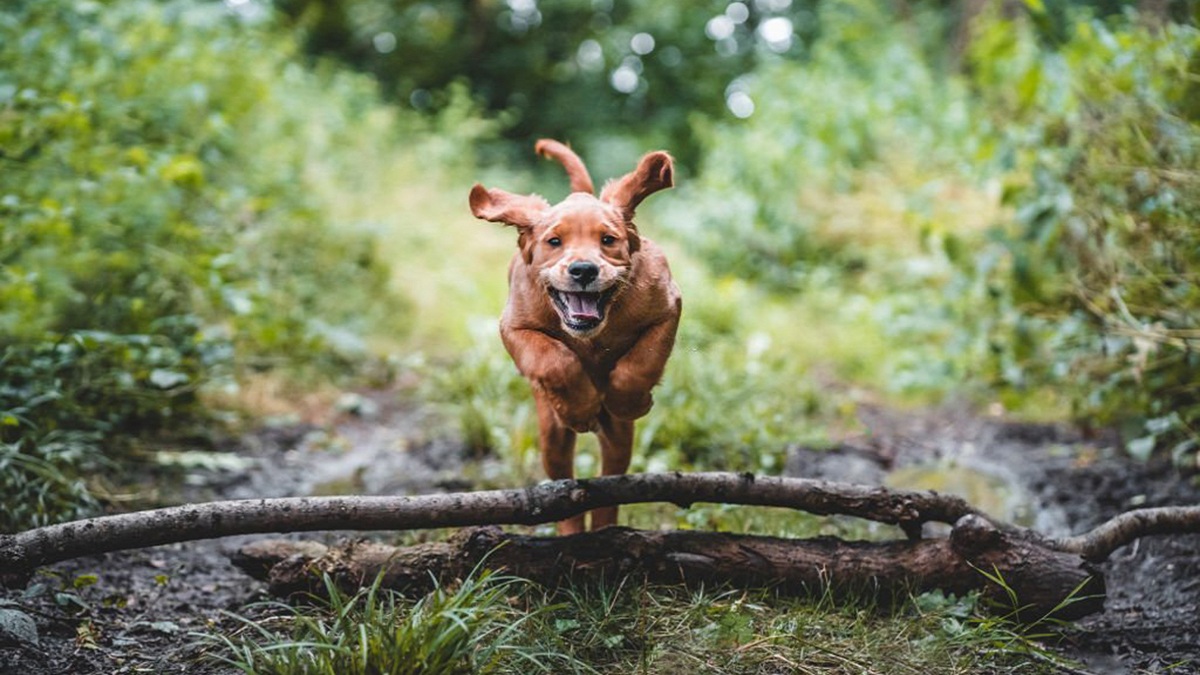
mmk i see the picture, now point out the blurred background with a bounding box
[1,0,1198,532]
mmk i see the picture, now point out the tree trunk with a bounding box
[233,516,1105,621]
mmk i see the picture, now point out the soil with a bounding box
[2,394,1198,674]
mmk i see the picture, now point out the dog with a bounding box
[469,139,681,534]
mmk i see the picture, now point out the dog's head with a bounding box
[470,140,673,337]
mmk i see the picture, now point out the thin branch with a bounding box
[1053,505,1200,562]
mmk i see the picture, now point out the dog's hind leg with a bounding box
[534,390,585,535]
[590,410,635,530]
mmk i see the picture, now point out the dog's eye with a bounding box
[547,237,562,247]
[601,235,617,246]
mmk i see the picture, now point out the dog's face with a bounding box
[530,195,636,335]
[471,144,673,337]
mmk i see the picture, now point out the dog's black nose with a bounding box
[568,261,600,287]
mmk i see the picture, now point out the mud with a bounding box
[2,397,1198,674]
[789,404,1200,674]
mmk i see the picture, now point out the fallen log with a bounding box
[2,472,1197,621]
[232,517,1107,621]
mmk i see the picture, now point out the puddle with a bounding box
[885,463,1031,527]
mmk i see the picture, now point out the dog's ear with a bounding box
[625,228,641,255]
[470,184,549,264]
[600,151,674,218]
[469,184,549,229]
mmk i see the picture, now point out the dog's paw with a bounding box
[552,394,602,432]
[536,372,603,432]
[604,388,653,420]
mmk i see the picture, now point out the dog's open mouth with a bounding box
[549,288,614,332]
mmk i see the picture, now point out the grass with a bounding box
[201,569,1076,675]
[200,568,572,675]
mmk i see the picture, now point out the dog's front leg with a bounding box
[604,314,681,420]
[501,326,601,432]
[503,326,598,535]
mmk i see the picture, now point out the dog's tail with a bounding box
[535,139,595,195]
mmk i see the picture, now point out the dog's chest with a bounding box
[566,332,639,374]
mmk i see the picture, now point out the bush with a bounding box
[667,1,991,291]
[662,2,1200,464]
[0,0,419,529]
[0,331,219,531]
[960,11,1200,461]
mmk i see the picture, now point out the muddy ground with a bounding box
[1,394,1197,674]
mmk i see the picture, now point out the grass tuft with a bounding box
[199,567,575,675]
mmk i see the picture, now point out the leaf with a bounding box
[1127,436,1156,461]
[554,618,581,633]
[73,574,98,589]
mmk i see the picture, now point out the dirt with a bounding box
[789,404,1200,674]
[2,395,1198,674]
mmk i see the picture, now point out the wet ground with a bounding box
[790,404,1200,674]
[1,394,1198,674]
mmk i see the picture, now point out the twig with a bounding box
[1053,505,1200,562]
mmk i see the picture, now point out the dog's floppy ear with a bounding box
[470,184,549,228]
[600,151,674,217]
[470,184,549,264]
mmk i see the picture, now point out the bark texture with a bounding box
[2,471,1195,622]
[233,518,1105,621]
[1052,505,1200,562]
[0,472,981,578]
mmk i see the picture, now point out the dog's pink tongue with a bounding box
[565,292,601,321]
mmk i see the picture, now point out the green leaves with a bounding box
[959,14,1200,463]
[0,0,417,530]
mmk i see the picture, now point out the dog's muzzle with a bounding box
[549,287,614,333]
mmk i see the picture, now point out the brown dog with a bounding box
[469,139,681,534]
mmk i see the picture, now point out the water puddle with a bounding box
[885,462,1031,527]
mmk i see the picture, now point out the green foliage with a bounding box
[660,1,1200,463]
[0,0,419,529]
[959,13,1200,460]
[0,330,217,531]
[669,0,989,290]
[637,284,831,472]
[270,0,791,167]
[203,569,571,675]
[270,0,1158,172]
[0,0,409,360]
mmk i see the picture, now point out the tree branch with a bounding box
[1052,505,1200,562]
[1,472,980,577]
